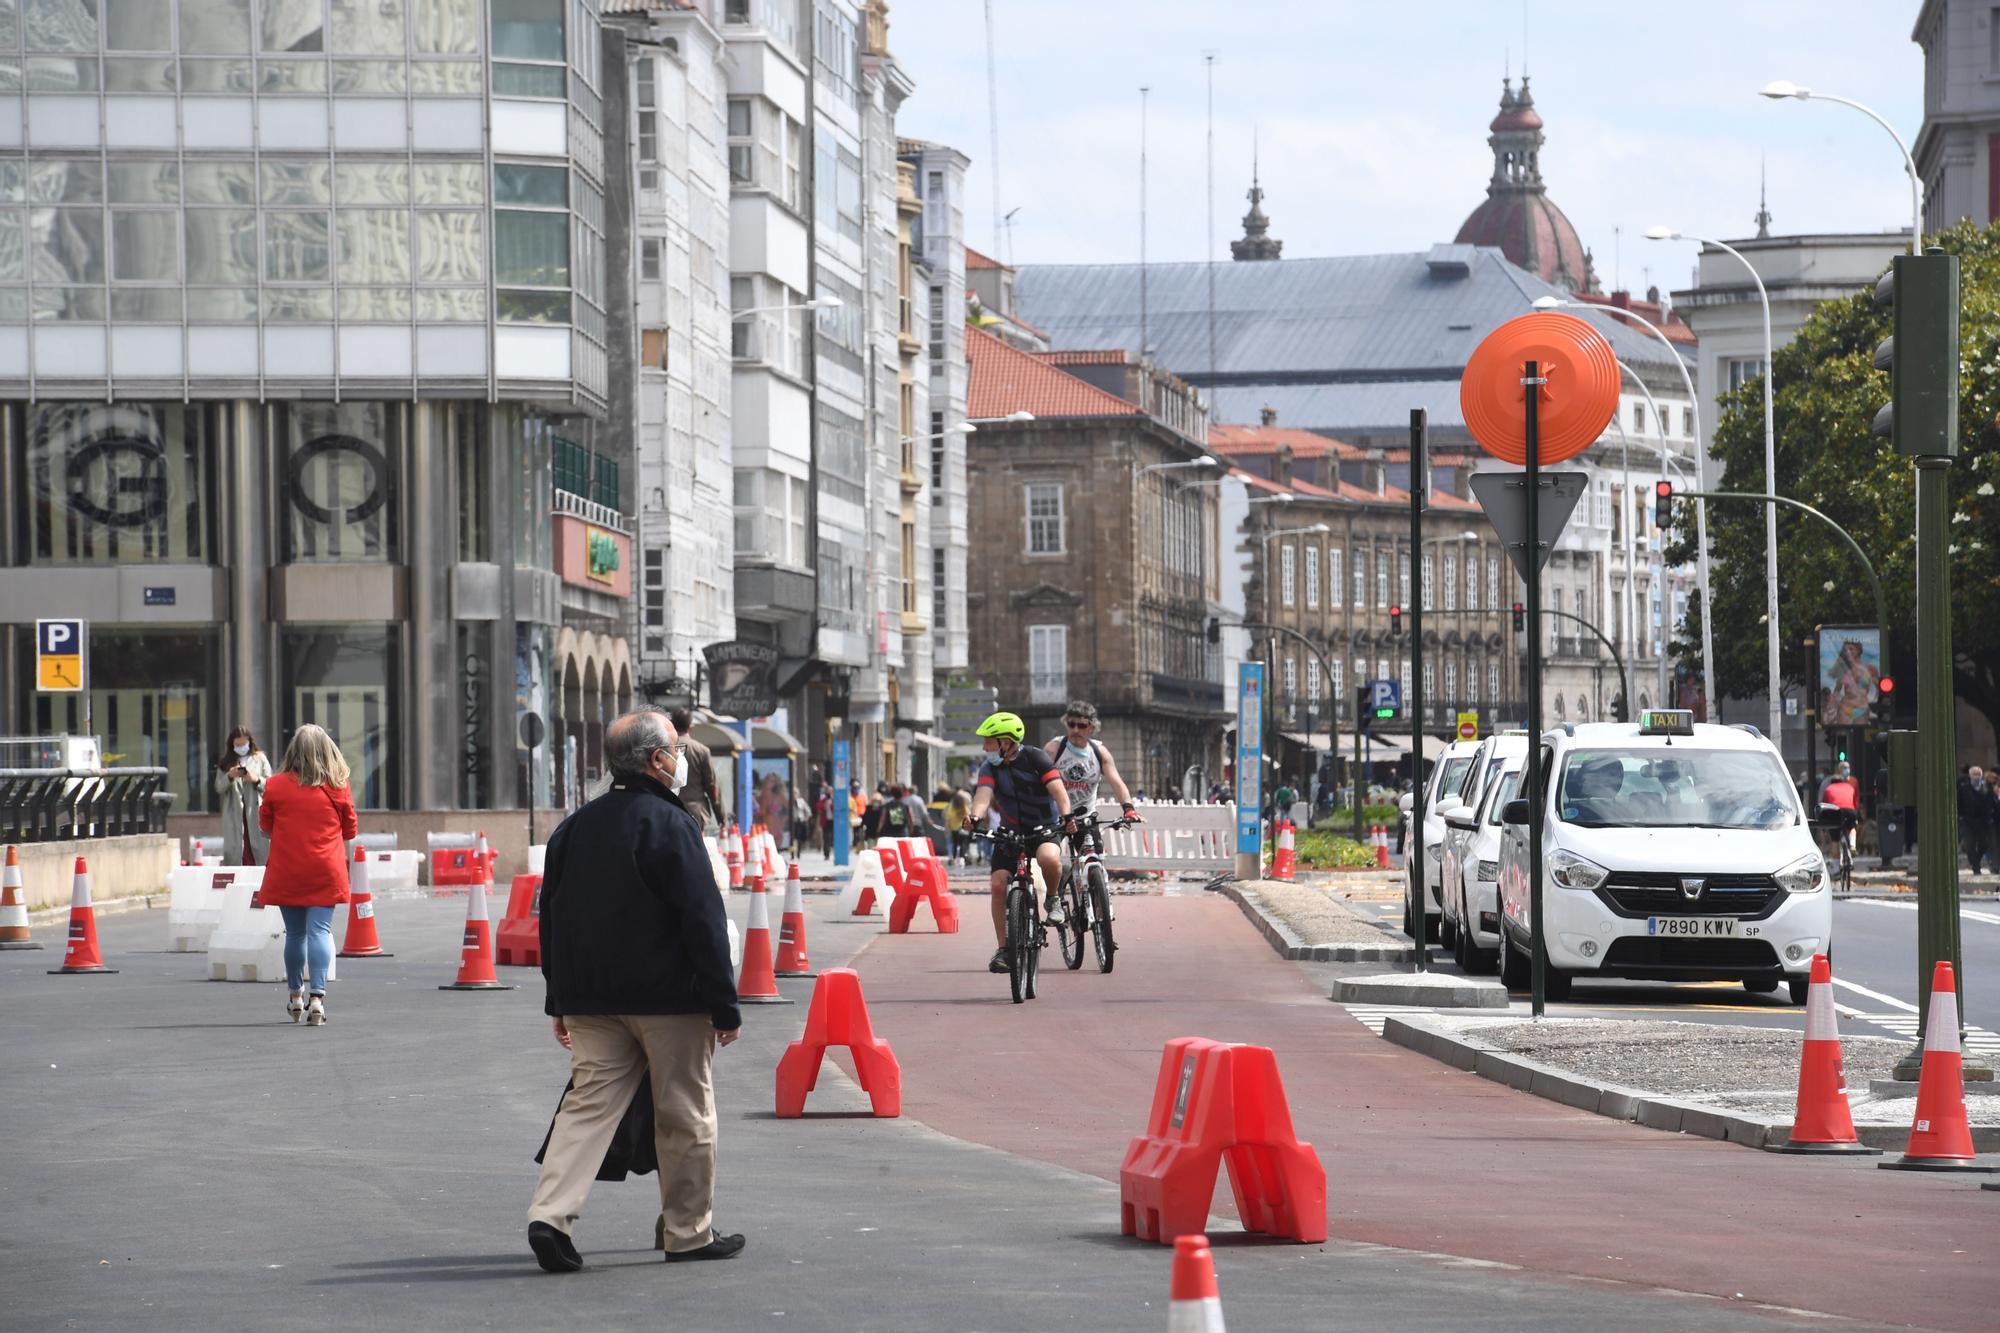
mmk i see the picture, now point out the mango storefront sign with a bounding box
[552,514,631,597]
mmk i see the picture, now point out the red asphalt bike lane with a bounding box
[844,892,1999,1331]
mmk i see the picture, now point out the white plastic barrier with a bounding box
[207,882,338,984]
[528,843,547,877]
[361,849,424,897]
[706,839,729,893]
[1096,800,1237,874]
[834,848,888,917]
[166,865,264,952]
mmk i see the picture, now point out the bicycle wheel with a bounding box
[1007,887,1031,1004]
[1057,869,1086,970]
[1087,861,1116,973]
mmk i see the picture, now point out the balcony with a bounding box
[1149,673,1226,716]
[552,488,630,535]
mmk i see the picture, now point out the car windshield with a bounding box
[1435,757,1472,800]
[1556,748,1799,830]
[1485,769,1522,824]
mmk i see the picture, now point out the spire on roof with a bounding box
[1230,128,1282,262]
[1754,157,1773,240]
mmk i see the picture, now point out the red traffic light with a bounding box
[1878,676,1894,695]
[1655,480,1673,499]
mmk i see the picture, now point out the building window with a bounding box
[1328,547,1342,603]
[1488,660,1500,701]
[1444,552,1458,612]
[1726,358,1766,393]
[20,403,221,565]
[282,624,401,810]
[1594,478,1612,529]
[1376,553,1389,609]
[1682,407,1694,438]
[280,402,401,563]
[1353,555,1366,609]
[1280,544,1296,607]
[1399,561,1410,609]
[730,274,806,375]
[1466,551,1479,607]
[494,163,570,324]
[1025,482,1064,555]
[635,57,657,166]
[1304,545,1319,609]
[492,0,564,93]
[1632,402,1645,433]
[1306,658,1321,711]
[1332,658,1344,709]
[1400,657,1412,706]
[1422,658,1434,702]
[932,547,947,627]
[1029,624,1068,704]
[1487,555,1499,609]
[928,285,945,361]
[640,237,660,281]
[1420,552,1434,610]
[1444,658,1457,703]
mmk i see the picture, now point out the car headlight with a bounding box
[1548,849,1610,890]
[1774,853,1827,894]
[1476,859,1499,883]
[1426,842,1442,862]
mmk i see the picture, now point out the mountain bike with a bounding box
[986,825,1058,1003]
[1818,803,1855,893]
[1052,811,1136,973]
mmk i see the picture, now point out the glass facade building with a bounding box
[0,0,634,815]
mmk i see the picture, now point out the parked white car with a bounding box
[1398,739,1480,941]
[1496,712,1831,1003]
[1436,733,1528,951]
[1440,754,1523,973]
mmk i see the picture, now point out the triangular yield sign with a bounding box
[1469,471,1589,581]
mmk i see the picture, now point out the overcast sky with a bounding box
[887,1,1927,297]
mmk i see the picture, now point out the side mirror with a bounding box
[1398,793,1413,815]
[1501,798,1532,826]
[1445,811,1477,831]
[1434,795,1464,816]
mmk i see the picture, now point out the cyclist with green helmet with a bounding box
[968,710,1075,974]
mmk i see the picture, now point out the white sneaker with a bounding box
[1043,896,1066,925]
[305,995,326,1027]
[286,992,305,1023]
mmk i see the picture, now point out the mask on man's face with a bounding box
[672,752,690,792]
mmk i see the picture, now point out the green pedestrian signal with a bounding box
[1871,252,1960,458]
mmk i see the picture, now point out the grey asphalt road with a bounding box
[0,895,1877,1332]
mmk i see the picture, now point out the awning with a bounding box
[908,731,954,750]
[753,723,804,756]
[1351,733,1452,762]
[1278,730,1335,749]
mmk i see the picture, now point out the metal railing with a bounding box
[0,767,173,843]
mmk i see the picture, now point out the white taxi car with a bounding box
[1496,711,1829,1004]
[1441,751,1524,973]
[1399,738,1480,940]
[1437,732,1528,951]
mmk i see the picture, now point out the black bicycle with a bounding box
[986,824,1059,1003]
[1818,803,1856,893]
[1052,812,1137,973]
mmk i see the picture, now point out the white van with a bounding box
[1399,738,1481,940]
[1442,752,1525,972]
[1437,733,1529,951]
[1495,712,1830,1004]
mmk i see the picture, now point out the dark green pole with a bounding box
[1524,362,1546,1019]
[1410,409,1428,972]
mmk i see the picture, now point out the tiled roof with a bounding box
[965,246,1009,271]
[1571,289,1699,345]
[966,325,1142,420]
[1209,423,1361,460]
[1230,467,1478,511]
[1232,469,1340,501]
[1032,348,1129,366]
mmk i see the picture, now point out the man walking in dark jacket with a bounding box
[527,708,744,1273]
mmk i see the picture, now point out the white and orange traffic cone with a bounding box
[1,844,42,950]
[1767,954,1877,1154]
[775,860,814,977]
[439,835,514,992]
[1168,1233,1226,1332]
[1879,962,1995,1173]
[48,856,116,975]
[726,823,744,889]
[338,846,391,958]
[737,869,792,1004]
[1372,824,1389,868]
[1271,821,1296,882]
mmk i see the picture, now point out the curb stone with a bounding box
[28,892,162,925]
[1215,880,1415,964]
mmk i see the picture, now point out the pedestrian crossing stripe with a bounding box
[1848,1012,2000,1055]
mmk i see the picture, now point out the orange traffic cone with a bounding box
[726,823,743,889]
[1373,824,1389,868]
[775,860,814,977]
[1271,821,1296,882]
[1879,962,1995,1173]
[1,844,43,951]
[737,870,792,1005]
[338,846,392,958]
[439,835,514,992]
[49,856,116,975]
[1767,954,1877,1154]
[1168,1234,1226,1332]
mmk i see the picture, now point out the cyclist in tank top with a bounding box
[1042,700,1142,825]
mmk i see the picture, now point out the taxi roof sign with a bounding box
[1638,708,1695,737]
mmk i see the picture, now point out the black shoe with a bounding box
[988,947,1009,974]
[528,1221,583,1273]
[663,1228,746,1262]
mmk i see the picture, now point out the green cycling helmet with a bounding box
[974,710,1026,743]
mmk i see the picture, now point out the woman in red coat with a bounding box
[258,724,358,1026]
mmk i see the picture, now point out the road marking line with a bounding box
[1831,977,1919,1013]
[1846,899,2000,927]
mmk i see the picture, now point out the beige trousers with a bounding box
[527,1013,719,1252]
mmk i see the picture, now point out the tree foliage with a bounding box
[1668,219,2000,741]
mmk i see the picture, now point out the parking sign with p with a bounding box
[36,619,86,692]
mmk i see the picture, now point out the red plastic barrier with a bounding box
[885,842,959,934]
[495,873,543,966]
[430,846,497,888]
[775,967,900,1118]
[1120,1036,1327,1245]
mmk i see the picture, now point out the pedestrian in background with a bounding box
[1960,765,1996,874]
[528,708,743,1274]
[947,789,973,865]
[667,709,722,833]
[215,724,271,866]
[257,724,356,1027]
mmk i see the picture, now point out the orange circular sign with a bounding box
[1457,721,1477,741]
[1460,312,1622,465]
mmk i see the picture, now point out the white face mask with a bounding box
[233,743,250,757]
[672,752,689,792]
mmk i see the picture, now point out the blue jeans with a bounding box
[278,906,335,995]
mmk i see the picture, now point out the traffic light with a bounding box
[1510,602,1525,633]
[1357,684,1372,733]
[1206,617,1221,644]
[1388,605,1402,638]
[1873,675,1896,725]
[1654,479,1673,532]
[1871,252,1961,458]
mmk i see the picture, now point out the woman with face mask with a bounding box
[214,725,272,866]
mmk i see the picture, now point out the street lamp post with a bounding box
[1533,295,1717,717]
[1646,226,1781,747]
